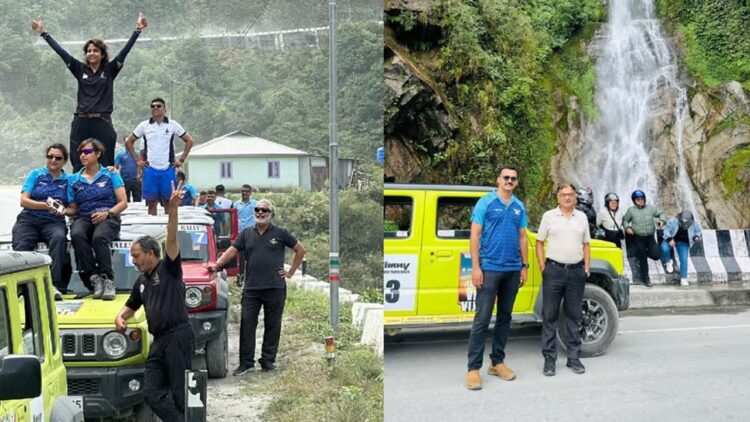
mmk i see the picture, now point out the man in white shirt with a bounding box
[125,97,194,215]
[535,183,590,377]
[214,184,233,209]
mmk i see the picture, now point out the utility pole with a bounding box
[328,0,340,333]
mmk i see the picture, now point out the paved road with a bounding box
[385,307,750,421]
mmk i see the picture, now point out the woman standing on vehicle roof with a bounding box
[31,12,148,172]
[12,143,71,299]
[66,139,128,301]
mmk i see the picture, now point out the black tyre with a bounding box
[206,326,229,378]
[134,403,161,422]
[557,283,619,357]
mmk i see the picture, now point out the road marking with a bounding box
[619,324,750,334]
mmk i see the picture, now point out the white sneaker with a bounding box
[680,278,689,287]
[665,260,674,274]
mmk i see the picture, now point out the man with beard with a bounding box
[115,181,193,421]
[207,199,305,375]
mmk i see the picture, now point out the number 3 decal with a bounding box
[385,279,400,303]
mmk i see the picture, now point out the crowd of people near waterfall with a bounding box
[574,186,702,288]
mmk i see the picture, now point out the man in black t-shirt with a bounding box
[115,181,193,421]
[207,199,305,375]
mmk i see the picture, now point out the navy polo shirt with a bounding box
[470,190,528,272]
[67,166,124,216]
[20,167,69,222]
[233,224,298,290]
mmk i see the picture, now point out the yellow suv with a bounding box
[384,184,630,356]
[0,251,84,421]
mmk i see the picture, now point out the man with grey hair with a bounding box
[207,198,305,375]
[115,181,193,421]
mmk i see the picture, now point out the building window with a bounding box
[220,161,233,179]
[268,160,280,178]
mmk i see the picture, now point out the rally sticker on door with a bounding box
[384,255,417,312]
[457,251,477,312]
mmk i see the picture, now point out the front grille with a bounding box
[82,334,96,355]
[68,378,100,395]
[62,334,76,355]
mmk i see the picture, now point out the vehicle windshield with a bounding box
[177,228,209,262]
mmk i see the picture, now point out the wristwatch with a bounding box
[521,263,529,268]
[107,210,114,219]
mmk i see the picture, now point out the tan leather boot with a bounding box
[488,362,516,381]
[466,369,482,390]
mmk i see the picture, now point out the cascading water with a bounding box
[569,0,697,216]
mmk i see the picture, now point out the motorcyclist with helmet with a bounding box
[596,193,625,248]
[575,187,597,238]
[661,210,702,287]
[623,190,666,287]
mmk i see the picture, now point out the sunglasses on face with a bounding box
[46,154,65,161]
[80,148,96,155]
[150,104,164,109]
[502,176,518,182]
[254,207,271,213]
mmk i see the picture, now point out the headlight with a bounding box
[186,287,203,308]
[102,331,128,359]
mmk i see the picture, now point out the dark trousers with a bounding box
[70,115,116,172]
[143,324,194,422]
[239,288,286,367]
[541,263,586,360]
[70,216,120,288]
[632,234,659,283]
[12,216,68,290]
[124,179,142,203]
[466,271,520,370]
[603,228,623,249]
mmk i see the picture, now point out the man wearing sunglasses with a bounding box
[466,165,528,390]
[124,97,194,215]
[206,199,305,375]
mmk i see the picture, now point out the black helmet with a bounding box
[576,187,593,206]
[631,190,646,204]
[678,210,694,230]
[604,193,619,203]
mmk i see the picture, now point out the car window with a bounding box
[178,229,209,261]
[384,196,413,238]
[18,282,44,360]
[436,197,475,239]
[0,288,10,361]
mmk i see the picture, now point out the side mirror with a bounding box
[0,355,42,400]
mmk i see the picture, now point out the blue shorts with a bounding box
[142,166,176,202]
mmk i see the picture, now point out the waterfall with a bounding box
[569,0,696,216]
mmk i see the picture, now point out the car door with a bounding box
[384,190,424,321]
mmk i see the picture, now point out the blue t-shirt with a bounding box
[233,198,258,231]
[470,190,528,271]
[20,167,69,222]
[180,183,198,206]
[68,167,124,216]
[114,149,139,181]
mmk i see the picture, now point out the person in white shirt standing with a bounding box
[125,97,194,215]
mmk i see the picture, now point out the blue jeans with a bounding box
[661,240,689,279]
[467,271,520,370]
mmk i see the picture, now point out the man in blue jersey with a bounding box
[465,165,528,390]
[233,184,257,286]
[114,144,141,202]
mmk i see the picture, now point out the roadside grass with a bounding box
[229,282,384,422]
